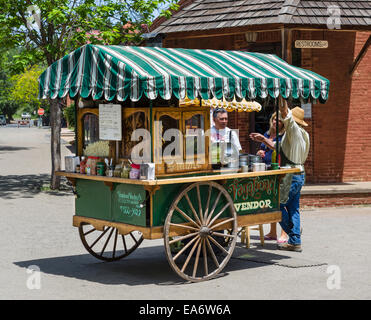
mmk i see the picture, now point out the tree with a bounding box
[10,64,44,113]
[0,0,178,189]
[0,49,23,121]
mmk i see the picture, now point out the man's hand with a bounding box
[279,96,288,119]
[257,150,266,158]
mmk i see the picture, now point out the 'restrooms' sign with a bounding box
[295,40,328,49]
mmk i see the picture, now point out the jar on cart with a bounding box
[114,165,122,177]
[87,156,99,175]
[97,162,105,176]
[129,164,140,179]
[121,163,129,179]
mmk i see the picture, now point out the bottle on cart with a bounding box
[271,150,279,170]
[80,156,86,174]
[121,162,129,179]
[86,157,92,175]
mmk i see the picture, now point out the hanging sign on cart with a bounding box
[99,104,122,141]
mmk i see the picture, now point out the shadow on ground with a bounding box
[14,243,300,286]
[0,146,32,153]
[65,144,76,154]
[0,174,73,199]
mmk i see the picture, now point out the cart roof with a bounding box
[38,44,329,103]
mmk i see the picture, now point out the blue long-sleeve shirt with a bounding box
[260,132,283,164]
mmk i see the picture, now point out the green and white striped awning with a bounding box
[39,44,330,103]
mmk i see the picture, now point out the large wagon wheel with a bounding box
[164,181,237,282]
[79,223,143,262]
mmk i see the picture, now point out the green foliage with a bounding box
[0,0,178,188]
[0,0,179,68]
[9,65,43,112]
[0,49,23,119]
[0,0,180,118]
[63,103,76,129]
[0,100,20,121]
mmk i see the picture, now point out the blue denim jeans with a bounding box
[279,174,305,245]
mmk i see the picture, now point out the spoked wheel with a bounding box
[79,223,143,261]
[164,181,237,282]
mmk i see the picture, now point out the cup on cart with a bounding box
[140,163,155,180]
[241,165,249,172]
[271,162,279,170]
[252,163,266,172]
[129,164,140,179]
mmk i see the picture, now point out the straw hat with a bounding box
[291,107,308,127]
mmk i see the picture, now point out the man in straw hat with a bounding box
[250,97,309,252]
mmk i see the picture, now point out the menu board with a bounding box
[99,104,122,141]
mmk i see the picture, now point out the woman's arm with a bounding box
[249,133,275,150]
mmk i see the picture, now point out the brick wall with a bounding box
[228,111,250,153]
[309,31,354,182]
[165,34,234,50]
[297,31,315,181]
[308,31,371,182]
[343,32,371,182]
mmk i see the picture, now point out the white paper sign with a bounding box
[99,104,122,141]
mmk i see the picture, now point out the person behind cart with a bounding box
[210,108,242,168]
[256,113,288,244]
[250,98,309,252]
[256,113,285,165]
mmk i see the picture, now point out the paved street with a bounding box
[0,125,370,300]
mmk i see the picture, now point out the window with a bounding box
[154,108,209,175]
[184,113,205,160]
[157,112,182,162]
[83,113,99,149]
[122,110,149,160]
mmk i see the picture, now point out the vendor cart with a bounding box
[39,45,329,282]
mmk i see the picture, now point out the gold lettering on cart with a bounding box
[234,199,272,212]
[165,162,204,173]
[227,177,277,202]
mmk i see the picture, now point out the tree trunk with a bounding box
[50,99,62,189]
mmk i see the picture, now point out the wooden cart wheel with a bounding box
[164,181,237,282]
[79,223,143,262]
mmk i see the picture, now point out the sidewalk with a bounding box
[301,181,371,208]
[61,127,75,144]
[302,181,371,195]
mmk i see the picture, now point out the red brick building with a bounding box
[150,0,371,185]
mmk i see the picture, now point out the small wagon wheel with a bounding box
[164,181,237,282]
[79,223,143,262]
